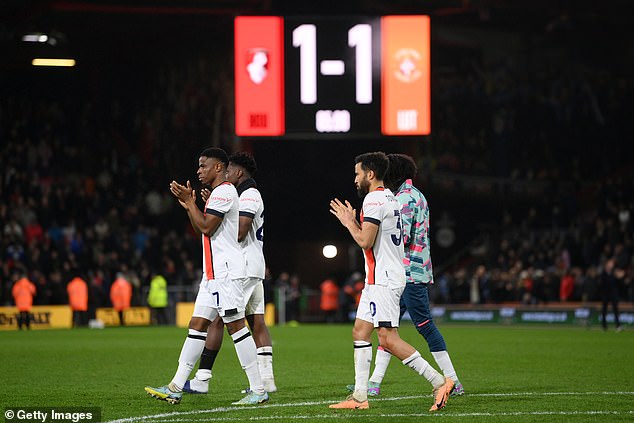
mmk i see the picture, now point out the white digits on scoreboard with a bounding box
[293,23,372,105]
[348,24,372,104]
[292,24,317,104]
[316,110,351,132]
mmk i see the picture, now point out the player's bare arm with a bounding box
[238,216,253,242]
[330,198,378,250]
[170,180,222,236]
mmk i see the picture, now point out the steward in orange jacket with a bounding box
[12,277,36,330]
[320,279,339,323]
[110,275,132,326]
[67,276,88,327]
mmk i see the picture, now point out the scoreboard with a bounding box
[234,15,431,138]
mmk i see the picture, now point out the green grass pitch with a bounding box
[1,324,633,422]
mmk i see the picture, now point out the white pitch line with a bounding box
[448,391,634,397]
[155,411,634,422]
[106,400,334,423]
[105,392,634,423]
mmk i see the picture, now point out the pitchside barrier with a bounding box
[174,300,632,327]
[95,307,151,327]
[414,303,634,326]
[175,302,277,328]
[1,302,631,330]
[0,305,72,330]
[0,306,152,330]
[342,305,632,327]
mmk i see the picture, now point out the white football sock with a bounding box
[195,368,212,381]
[170,329,207,391]
[402,350,445,388]
[353,341,372,401]
[369,346,392,384]
[431,350,459,384]
[257,346,275,380]
[232,327,264,395]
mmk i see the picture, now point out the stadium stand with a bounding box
[1,30,632,318]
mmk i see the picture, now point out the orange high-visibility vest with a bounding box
[12,278,36,312]
[320,279,339,311]
[67,277,88,311]
[110,278,132,311]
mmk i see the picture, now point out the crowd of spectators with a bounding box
[416,54,634,307]
[421,58,633,183]
[0,57,233,309]
[1,35,632,312]
[431,175,633,305]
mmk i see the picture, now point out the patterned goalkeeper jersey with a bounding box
[396,179,434,284]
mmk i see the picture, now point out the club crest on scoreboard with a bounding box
[393,48,423,83]
[247,48,269,84]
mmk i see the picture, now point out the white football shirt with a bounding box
[360,187,406,289]
[239,186,265,279]
[202,182,246,281]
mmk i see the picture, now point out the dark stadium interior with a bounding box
[1,1,632,315]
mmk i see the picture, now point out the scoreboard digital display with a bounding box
[235,15,430,138]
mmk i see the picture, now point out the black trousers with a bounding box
[601,291,620,329]
[17,311,31,329]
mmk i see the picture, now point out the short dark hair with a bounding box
[200,147,228,167]
[354,152,389,180]
[385,154,418,191]
[229,152,257,177]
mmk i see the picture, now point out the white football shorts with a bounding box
[356,284,404,328]
[192,275,246,323]
[242,277,265,316]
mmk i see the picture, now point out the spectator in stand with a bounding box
[274,271,290,290]
[285,274,302,324]
[338,271,362,322]
[519,270,535,305]
[263,267,274,307]
[67,275,89,327]
[559,270,575,302]
[435,273,451,304]
[469,270,481,305]
[579,266,598,303]
[273,271,290,321]
[12,274,36,330]
[110,273,132,326]
[532,269,545,304]
[350,279,365,310]
[476,265,491,304]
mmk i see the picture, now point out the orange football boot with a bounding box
[429,377,454,412]
[329,395,370,410]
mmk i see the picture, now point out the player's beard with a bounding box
[356,178,370,198]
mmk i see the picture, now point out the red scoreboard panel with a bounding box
[234,16,285,136]
[234,15,431,138]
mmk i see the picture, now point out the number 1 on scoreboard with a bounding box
[292,23,373,105]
